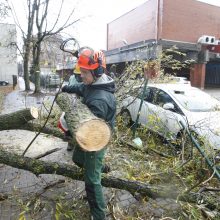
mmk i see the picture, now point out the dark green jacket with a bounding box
[62,74,116,129]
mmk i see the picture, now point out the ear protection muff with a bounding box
[88,56,103,77]
[93,57,104,77]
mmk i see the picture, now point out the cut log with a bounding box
[56,93,111,151]
[0,107,38,130]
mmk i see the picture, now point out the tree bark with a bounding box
[0,148,218,210]
[0,111,64,140]
[56,93,111,151]
[23,122,65,139]
[33,34,41,94]
[23,0,37,91]
[0,107,38,130]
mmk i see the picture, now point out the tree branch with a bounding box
[0,148,219,210]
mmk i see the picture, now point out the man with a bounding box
[61,47,116,220]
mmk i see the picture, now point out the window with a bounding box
[142,87,155,103]
[153,89,183,114]
[155,90,173,106]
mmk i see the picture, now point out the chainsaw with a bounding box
[59,37,80,57]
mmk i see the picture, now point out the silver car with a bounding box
[121,83,220,150]
[45,74,61,87]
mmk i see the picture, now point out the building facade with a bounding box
[0,23,17,84]
[40,34,76,79]
[106,0,220,88]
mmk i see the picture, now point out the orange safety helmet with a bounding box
[77,47,106,77]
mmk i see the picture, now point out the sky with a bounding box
[77,0,220,50]
[5,0,148,50]
[4,0,220,51]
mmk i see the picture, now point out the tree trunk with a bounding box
[56,93,111,151]
[33,39,41,94]
[23,0,37,91]
[23,54,31,91]
[0,148,218,210]
[23,122,65,139]
[0,107,38,130]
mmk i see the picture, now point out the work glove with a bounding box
[62,85,68,92]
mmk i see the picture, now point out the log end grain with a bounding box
[30,107,38,119]
[75,119,111,151]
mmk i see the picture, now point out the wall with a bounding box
[0,23,17,84]
[161,0,220,42]
[107,0,158,50]
[190,63,206,89]
[40,34,63,71]
[107,0,220,50]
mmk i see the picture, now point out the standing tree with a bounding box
[8,0,80,93]
[23,0,37,91]
[30,0,80,94]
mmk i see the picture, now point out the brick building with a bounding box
[106,0,220,88]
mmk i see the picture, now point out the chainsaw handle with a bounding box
[60,38,80,58]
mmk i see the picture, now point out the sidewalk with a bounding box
[0,78,84,219]
[1,77,54,114]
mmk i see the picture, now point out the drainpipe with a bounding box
[107,23,109,50]
[156,0,159,41]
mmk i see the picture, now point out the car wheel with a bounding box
[2,82,6,86]
[120,109,133,127]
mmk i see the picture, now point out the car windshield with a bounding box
[170,88,220,112]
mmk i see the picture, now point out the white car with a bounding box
[121,84,220,150]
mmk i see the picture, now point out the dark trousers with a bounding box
[72,146,106,220]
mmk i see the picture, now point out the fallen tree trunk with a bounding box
[56,93,111,151]
[0,94,111,152]
[0,148,219,210]
[0,107,38,130]
[0,102,219,210]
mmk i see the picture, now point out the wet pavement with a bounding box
[1,77,56,114]
[0,78,84,219]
